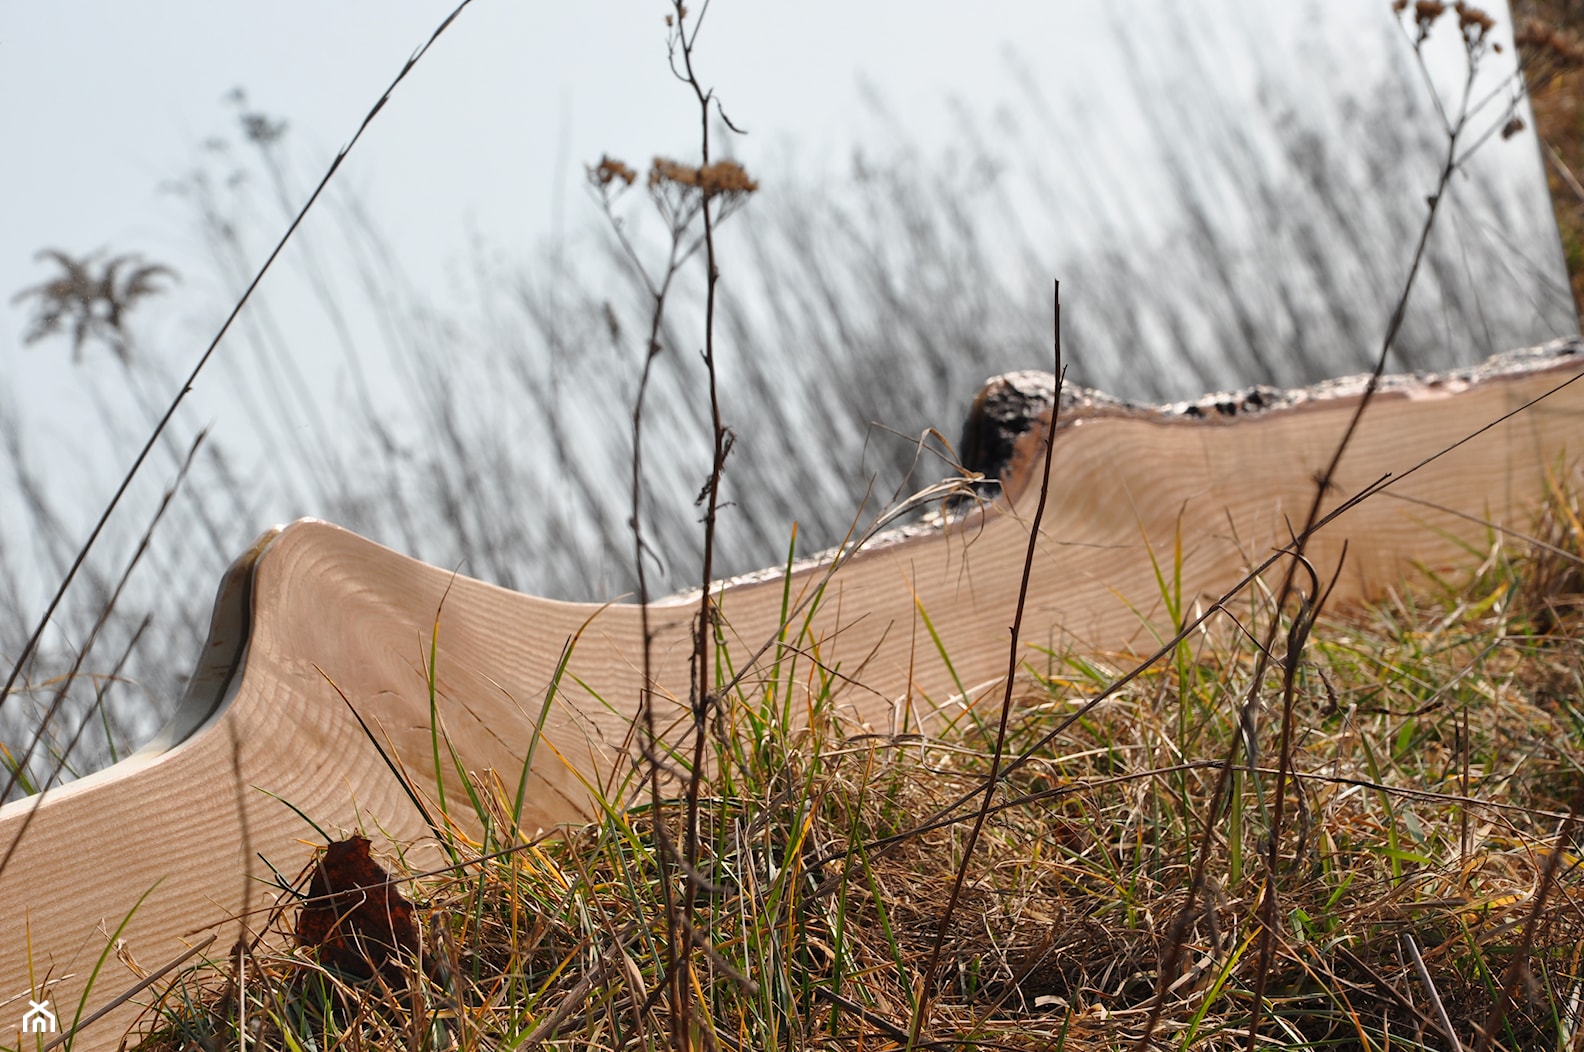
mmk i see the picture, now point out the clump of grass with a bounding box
[127,492,1584,1051]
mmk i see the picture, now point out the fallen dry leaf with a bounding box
[295,835,419,982]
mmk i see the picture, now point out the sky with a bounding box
[3,1,1510,377]
[0,3,1122,345]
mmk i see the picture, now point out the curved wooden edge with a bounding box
[995,339,1584,509]
[3,343,1582,1049]
[139,525,284,754]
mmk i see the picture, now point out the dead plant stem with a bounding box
[908,282,1062,1049]
[1234,45,1474,1052]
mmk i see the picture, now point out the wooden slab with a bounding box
[2,341,1580,1048]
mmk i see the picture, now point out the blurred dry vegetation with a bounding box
[1513,0,1584,315]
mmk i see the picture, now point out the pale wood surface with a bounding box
[2,345,1580,1048]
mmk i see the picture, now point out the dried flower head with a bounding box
[591,154,638,188]
[699,160,759,196]
[642,156,758,232]
[648,157,697,191]
[1400,0,1449,45]
[1454,3,1494,46]
[648,157,758,198]
[12,248,177,365]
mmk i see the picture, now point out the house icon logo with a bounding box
[21,999,57,1034]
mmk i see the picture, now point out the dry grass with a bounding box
[124,481,1584,1052]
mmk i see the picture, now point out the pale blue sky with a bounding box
[2,2,1130,465]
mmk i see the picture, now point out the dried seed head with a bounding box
[1402,0,1449,44]
[648,157,758,198]
[1454,2,1495,45]
[649,156,698,190]
[699,160,759,196]
[590,155,638,188]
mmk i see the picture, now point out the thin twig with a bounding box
[1406,933,1466,1052]
[672,15,727,1049]
[909,282,1062,1048]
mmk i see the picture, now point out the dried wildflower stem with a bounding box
[1238,11,1490,1049]
[908,283,1062,1049]
[595,99,701,1052]
[674,5,724,1046]
[599,158,688,1014]
[600,5,755,1046]
[624,197,685,1052]
[669,6,721,853]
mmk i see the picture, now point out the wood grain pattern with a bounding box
[2,344,1580,1048]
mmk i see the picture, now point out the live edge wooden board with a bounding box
[3,340,1581,1048]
